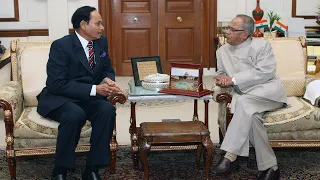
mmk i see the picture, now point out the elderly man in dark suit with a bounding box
[37,6,121,180]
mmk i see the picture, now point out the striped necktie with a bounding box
[87,41,95,71]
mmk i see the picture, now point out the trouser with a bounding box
[47,97,116,169]
[221,94,284,171]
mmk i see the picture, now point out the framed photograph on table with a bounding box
[131,56,163,86]
[159,63,212,97]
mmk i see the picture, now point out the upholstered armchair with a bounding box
[214,37,320,148]
[0,40,126,180]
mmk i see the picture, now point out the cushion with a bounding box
[264,97,314,125]
[20,44,51,106]
[268,40,306,96]
[14,107,92,139]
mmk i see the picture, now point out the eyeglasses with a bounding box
[223,26,246,33]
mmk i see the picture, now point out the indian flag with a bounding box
[273,21,288,34]
[255,20,268,29]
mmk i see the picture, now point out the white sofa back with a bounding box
[267,38,307,96]
[11,41,52,107]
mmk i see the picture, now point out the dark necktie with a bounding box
[87,41,95,70]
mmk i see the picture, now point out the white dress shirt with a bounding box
[75,31,97,96]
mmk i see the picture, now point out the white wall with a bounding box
[0,0,318,48]
[218,0,318,26]
[0,0,98,48]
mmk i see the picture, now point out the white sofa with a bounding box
[0,40,126,179]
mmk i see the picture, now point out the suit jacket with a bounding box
[216,37,287,112]
[37,32,115,117]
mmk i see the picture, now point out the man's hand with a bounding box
[215,75,233,87]
[96,78,122,96]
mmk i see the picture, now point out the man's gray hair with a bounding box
[236,14,255,35]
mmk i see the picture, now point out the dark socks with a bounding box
[84,165,99,173]
[52,167,67,177]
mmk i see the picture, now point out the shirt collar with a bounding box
[234,37,252,49]
[75,30,90,50]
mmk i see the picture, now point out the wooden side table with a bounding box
[139,121,214,180]
[127,82,213,179]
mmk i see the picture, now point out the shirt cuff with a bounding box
[232,77,236,85]
[90,85,96,96]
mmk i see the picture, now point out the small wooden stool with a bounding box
[139,121,214,180]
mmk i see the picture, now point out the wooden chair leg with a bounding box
[139,138,150,180]
[196,144,203,170]
[110,149,116,174]
[7,156,16,180]
[110,129,118,174]
[203,136,214,180]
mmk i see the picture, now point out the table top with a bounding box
[128,80,213,102]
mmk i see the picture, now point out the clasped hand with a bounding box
[215,75,233,87]
[96,78,122,97]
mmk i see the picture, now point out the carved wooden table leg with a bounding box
[204,99,209,127]
[203,136,214,180]
[130,102,139,169]
[139,137,150,180]
[193,99,199,121]
[196,144,203,170]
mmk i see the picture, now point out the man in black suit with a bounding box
[37,6,122,180]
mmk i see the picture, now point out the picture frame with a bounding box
[159,63,212,97]
[131,56,163,86]
[0,0,19,22]
[292,0,318,19]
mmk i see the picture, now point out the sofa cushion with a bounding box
[14,107,92,139]
[268,40,306,96]
[264,97,320,133]
[20,44,51,106]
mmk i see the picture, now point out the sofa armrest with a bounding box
[0,81,23,124]
[0,81,23,143]
[212,86,232,102]
[214,90,233,139]
[108,92,127,105]
[304,75,320,107]
[306,75,320,86]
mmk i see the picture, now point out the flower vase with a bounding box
[252,0,264,37]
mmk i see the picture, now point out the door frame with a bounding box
[98,0,217,69]
[98,0,114,66]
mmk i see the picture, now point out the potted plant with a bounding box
[264,11,281,37]
[268,11,281,29]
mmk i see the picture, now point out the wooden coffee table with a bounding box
[139,121,214,180]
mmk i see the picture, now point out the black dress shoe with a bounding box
[82,171,102,180]
[51,174,66,180]
[257,168,280,180]
[211,157,239,175]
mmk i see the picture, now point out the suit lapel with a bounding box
[93,40,101,75]
[71,32,93,75]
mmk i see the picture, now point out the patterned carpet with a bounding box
[0,146,319,180]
